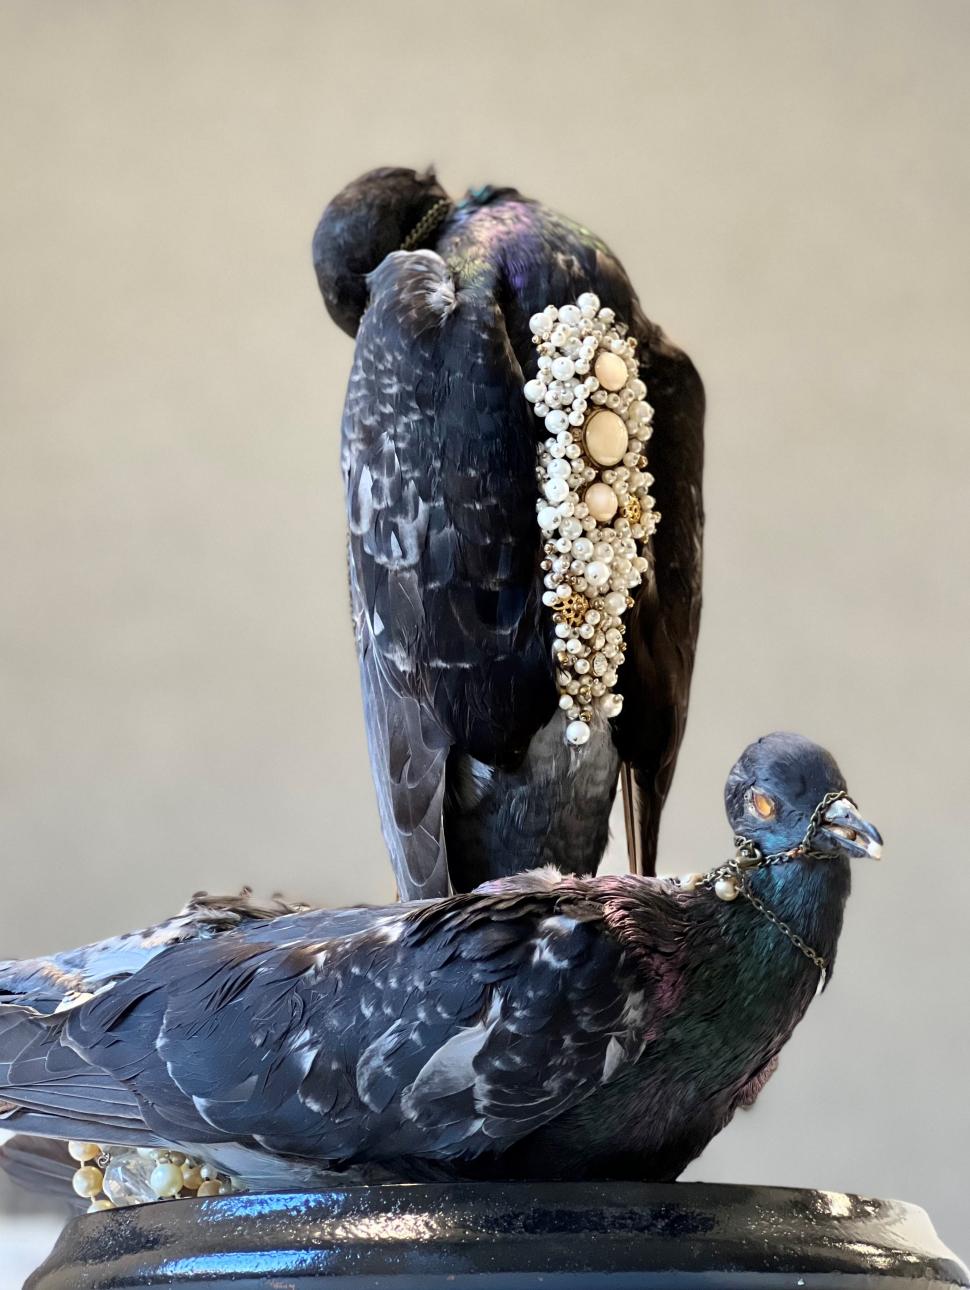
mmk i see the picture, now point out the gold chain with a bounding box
[400,199,452,251]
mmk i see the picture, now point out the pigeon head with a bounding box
[313,166,451,337]
[724,732,883,862]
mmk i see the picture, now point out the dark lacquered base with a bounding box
[25,1181,969,1290]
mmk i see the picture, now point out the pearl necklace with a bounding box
[524,294,660,746]
[67,1140,235,1212]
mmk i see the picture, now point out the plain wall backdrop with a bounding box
[1,0,968,1258]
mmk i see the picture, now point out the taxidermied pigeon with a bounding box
[0,734,879,1186]
[313,167,705,897]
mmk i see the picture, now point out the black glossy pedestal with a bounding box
[25,1181,969,1290]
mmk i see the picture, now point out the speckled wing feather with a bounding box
[0,889,408,1014]
[0,882,657,1167]
[343,250,555,899]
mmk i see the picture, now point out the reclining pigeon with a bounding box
[0,733,880,1190]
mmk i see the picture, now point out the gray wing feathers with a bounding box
[0,887,652,1167]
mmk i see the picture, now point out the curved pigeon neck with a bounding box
[744,854,851,976]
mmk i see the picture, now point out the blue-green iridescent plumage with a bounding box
[314,167,705,897]
[0,733,879,1185]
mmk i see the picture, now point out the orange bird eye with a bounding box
[751,791,775,819]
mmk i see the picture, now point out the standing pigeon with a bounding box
[313,167,705,897]
[0,733,880,1186]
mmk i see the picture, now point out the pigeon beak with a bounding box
[818,797,884,860]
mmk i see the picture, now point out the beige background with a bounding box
[1,0,967,1263]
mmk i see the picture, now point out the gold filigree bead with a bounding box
[557,591,590,629]
[623,496,642,525]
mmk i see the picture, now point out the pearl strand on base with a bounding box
[68,1140,235,1213]
[524,294,660,745]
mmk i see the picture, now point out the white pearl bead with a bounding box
[560,516,582,539]
[545,410,568,433]
[566,719,591,746]
[542,590,559,606]
[577,291,601,313]
[150,1162,185,1198]
[593,542,614,562]
[585,561,610,587]
[559,694,574,710]
[599,692,623,717]
[594,351,628,392]
[566,638,583,654]
[72,1166,105,1199]
[584,482,619,523]
[529,313,548,335]
[558,304,581,326]
[544,478,569,503]
[583,410,629,467]
[715,877,740,902]
[572,536,594,560]
[604,591,627,616]
[548,458,571,479]
[523,379,545,403]
[551,356,575,380]
[68,1141,101,1163]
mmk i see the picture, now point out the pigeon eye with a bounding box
[750,791,775,819]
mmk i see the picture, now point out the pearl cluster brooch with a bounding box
[524,294,660,746]
[68,1140,236,1213]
